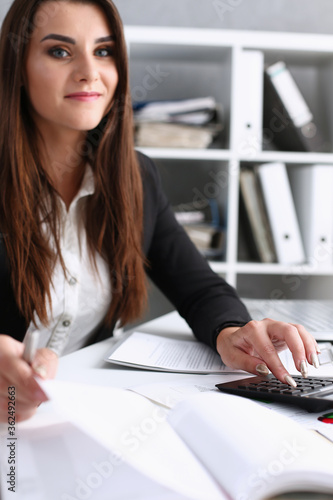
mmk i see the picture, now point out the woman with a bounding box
[0,0,319,422]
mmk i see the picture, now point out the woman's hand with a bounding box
[0,335,58,423]
[216,319,320,386]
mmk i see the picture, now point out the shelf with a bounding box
[239,151,333,164]
[137,148,333,164]
[127,26,333,300]
[136,147,232,161]
[208,261,228,275]
[235,263,333,276]
[210,261,333,276]
[125,26,333,54]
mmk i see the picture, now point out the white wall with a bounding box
[115,0,332,34]
[1,0,333,34]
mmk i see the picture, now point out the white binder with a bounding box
[234,50,264,154]
[289,164,333,267]
[256,162,306,264]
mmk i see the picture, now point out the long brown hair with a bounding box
[0,0,147,327]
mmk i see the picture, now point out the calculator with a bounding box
[216,375,333,412]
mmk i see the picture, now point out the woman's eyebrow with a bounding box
[95,35,115,43]
[40,34,115,44]
[40,34,76,44]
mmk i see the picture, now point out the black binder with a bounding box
[263,61,330,152]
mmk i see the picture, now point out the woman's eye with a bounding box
[48,47,70,59]
[95,47,114,58]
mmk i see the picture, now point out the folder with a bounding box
[234,50,264,154]
[256,162,306,264]
[289,164,333,267]
[263,61,329,152]
[239,168,277,263]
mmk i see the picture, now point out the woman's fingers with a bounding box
[289,323,320,369]
[216,319,319,386]
[0,337,46,403]
[0,336,55,422]
[218,322,293,384]
[32,347,58,379]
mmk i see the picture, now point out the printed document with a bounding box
[105,332,242,373]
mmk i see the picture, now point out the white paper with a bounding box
[2,416,185,500]
[129,373,251,409]
[105,332,241,373]
[33,380,226,500]
[168,391,333,500]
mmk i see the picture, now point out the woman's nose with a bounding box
[72,54,99,83]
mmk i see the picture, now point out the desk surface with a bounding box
[5,310,333,500]
[57,311,199,387]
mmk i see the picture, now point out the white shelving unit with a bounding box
[125,26,333,300]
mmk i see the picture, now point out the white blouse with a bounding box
[27,166,112,356]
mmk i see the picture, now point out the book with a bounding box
[133,96,218,125]
[169,391,333,500]
[5,382,226,500]
[256,162,306,264]
[134,122,221,149]
[182,223,225,260]
[288,164,333,268]
[234,50,264,154]
[17,380,333,500]
[263,61,330,152]
[239,168,277,263]
[133,96,223,148]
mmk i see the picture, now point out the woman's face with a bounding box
[24,1,119,137]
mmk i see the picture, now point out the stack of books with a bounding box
[133,96,223,148]
[173,201,225,260]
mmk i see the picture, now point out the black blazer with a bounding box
[0,152,251,350]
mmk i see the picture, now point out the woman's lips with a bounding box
[65,92,101,102]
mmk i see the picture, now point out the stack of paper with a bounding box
[133,97,222,148]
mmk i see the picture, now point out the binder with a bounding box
[239,168,277,263]
[263,61,329,152]
[234,50,264,154]
[256,162,306,264]
[289,164,333,267]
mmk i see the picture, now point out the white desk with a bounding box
[58,310,191,372]
[2,311,333,500]
[2,312,237,500]
[56,311,219,388]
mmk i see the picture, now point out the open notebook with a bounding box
[2,380,333,500]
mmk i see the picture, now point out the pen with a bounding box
[22,329,40,365]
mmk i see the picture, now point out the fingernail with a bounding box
[256,363,270,376]
[300,360,308,378]
[33,364,47,379]
[311,352,320,369]
[284,374,297,388]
